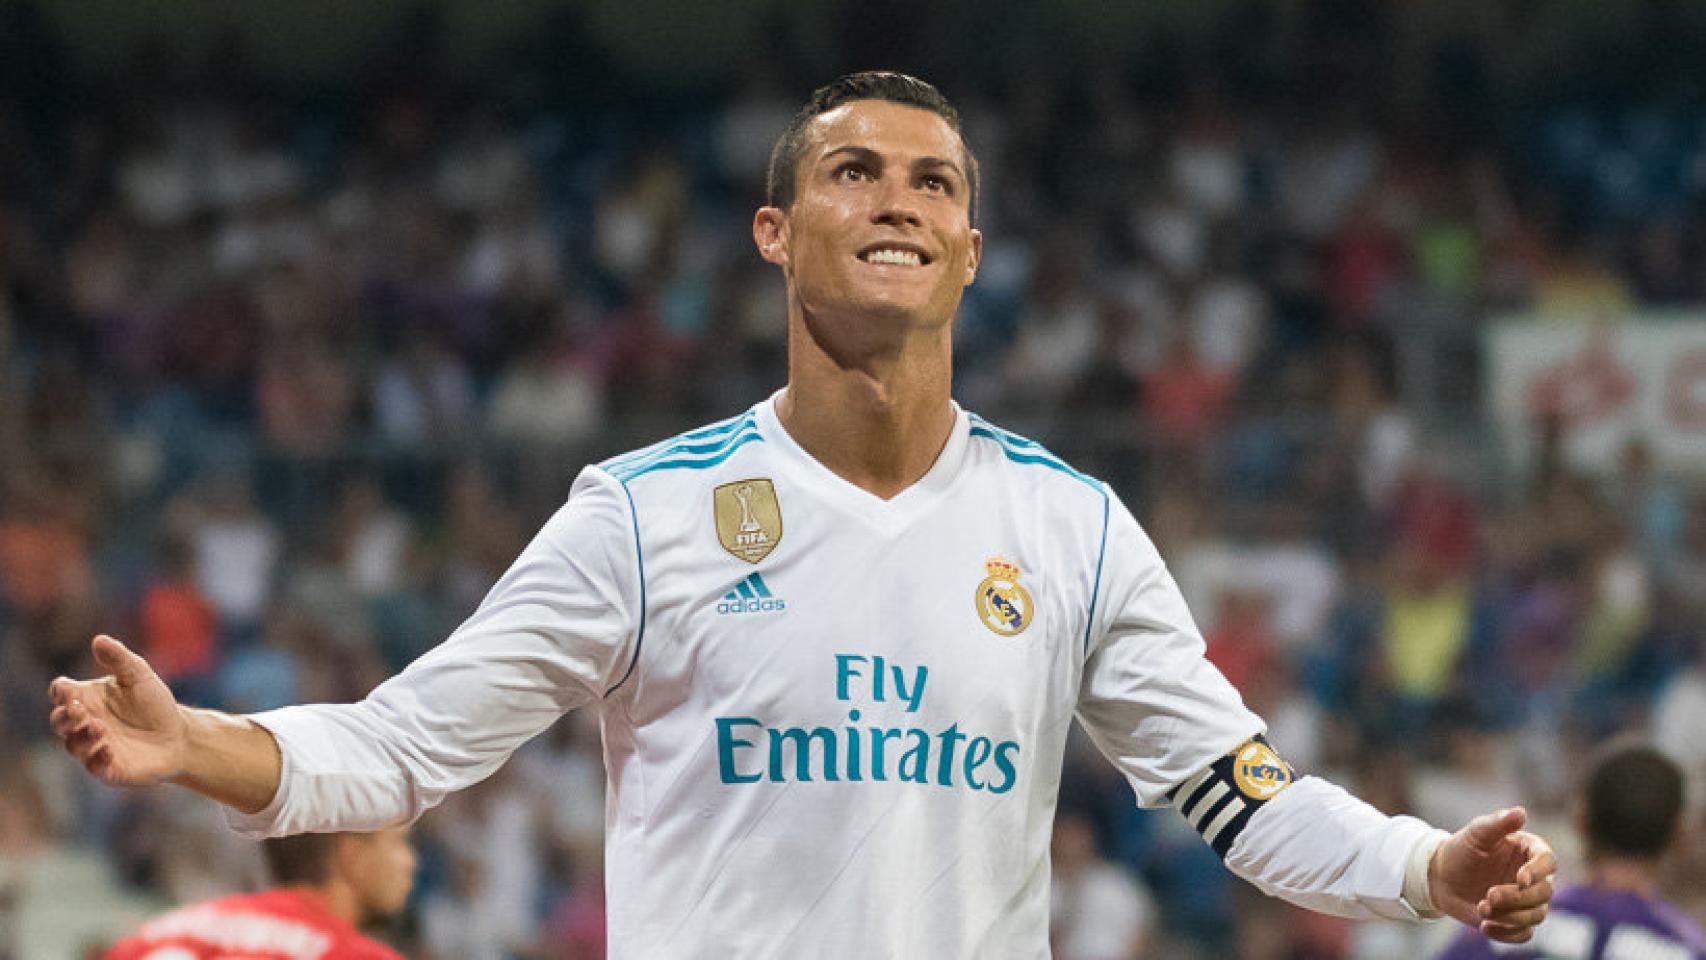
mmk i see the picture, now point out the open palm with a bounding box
[49,635,189,786]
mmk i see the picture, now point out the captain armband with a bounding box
[1165,735,1295,858]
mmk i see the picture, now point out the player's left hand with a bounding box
[1430,807,1556,943]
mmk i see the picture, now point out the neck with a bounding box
[779,311,956,500]
[1584,855,1660,898]
[305,879,365,929]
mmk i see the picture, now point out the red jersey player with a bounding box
[103,828,415,960]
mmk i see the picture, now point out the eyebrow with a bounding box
[822,145,966,183]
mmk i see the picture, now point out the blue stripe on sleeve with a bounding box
[606,478,647,697]
[967,420,1100,489]
[613,430,765,481]
[608,417,760,481]
[1083,486,1111,655]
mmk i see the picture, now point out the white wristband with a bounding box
[1402,828,1453,920]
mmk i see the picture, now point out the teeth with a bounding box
[863,249,922,266]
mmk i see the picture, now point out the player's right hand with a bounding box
[48,635,189,786]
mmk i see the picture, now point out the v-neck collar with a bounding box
[756,388,971,529]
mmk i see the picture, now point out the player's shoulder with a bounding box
[1651,896,1706,955]
[250,890,403,959]
[106,891,343,957]
[594,407,767,489]
[963,411,1107,500]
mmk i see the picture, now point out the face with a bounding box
[754,99,982,350]
[342,827,417,921]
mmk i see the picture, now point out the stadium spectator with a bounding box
[371,333,480,453]
[1049,809,1157,960]
[332,475,415,601]
[137,531,220,692]
[185,476,281,639]
[1654,640,1706,823]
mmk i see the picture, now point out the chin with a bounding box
[852,296,931,325]
[851,282,959,324]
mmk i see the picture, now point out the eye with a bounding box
[921,174,951,194]
[835,162,870,183]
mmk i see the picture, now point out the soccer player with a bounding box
[102,828,415,960]
[51,72,1556,957]
[1438,745,1706,960]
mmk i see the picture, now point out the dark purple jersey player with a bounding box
[1439,746,1706,960]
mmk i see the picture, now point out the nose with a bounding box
[871,177,923,227]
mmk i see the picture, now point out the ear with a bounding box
[1673,816,1698,853]
[753,206,789,269]
[963,227,982,287]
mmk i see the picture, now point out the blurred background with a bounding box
[4,0,1706,957]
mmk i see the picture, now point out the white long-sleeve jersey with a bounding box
[230,393,1439,957]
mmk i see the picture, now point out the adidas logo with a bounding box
[717,572,787,614]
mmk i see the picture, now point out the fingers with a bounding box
[49,634,138,705]
[48,636,151,786]
[50,702,86,740]
[1463,806,1528,849]
[1480,879,1553,924]
[1515,841,1557,886]
[91,634,153,687]
[1483,903,1549,930]
[1473,861,1555,944]
[48,675,93,706]
[1482,876,1554,913]
[50,698,118,780]
[59,709,110,770]
[83,740,115,781]
[1481,919,1539,944]
[48,677,109,723]
[1474,837,1556,910]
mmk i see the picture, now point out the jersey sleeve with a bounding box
[1073,494,1263,808]
[1075,493,1443,922]
[226,465,642,837]
[1222,776,1442,921]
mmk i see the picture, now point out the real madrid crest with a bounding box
[975,557,1033,636]
[714,479,783,563]
[1230,739,1293,800]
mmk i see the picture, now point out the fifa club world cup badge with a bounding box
[714,479,783,563]
[1231,739,1293,800]
[975,557,1033,636]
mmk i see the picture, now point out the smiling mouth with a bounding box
[858,247,931,266]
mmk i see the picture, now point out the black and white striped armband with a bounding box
[1166,735,1295,858]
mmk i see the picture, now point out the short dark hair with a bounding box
[262,834,339,885]
[765,71,979,222]
[1584,745,1685,860]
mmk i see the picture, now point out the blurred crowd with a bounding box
[5,4,1706,958]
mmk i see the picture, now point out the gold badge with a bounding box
[714,479,783,564]
[1231,740,1292,800]
[975,557,1033,636]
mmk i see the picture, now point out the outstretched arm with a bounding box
[49,466,642,836]
[49,634,282,813]
[1073,495,1555,938]
[1162,761,1557,941]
